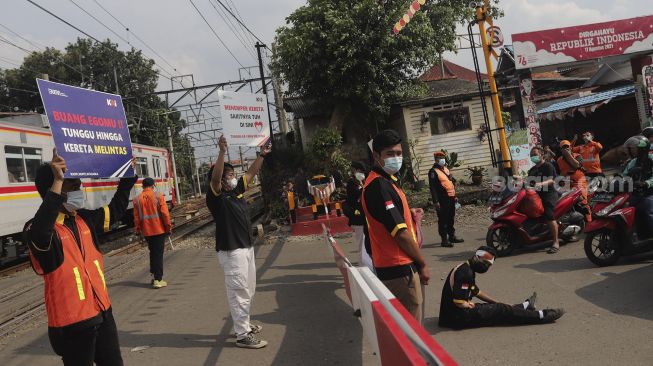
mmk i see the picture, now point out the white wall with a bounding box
[401,97,497,181]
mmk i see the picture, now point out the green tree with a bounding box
[272,0,489,134]
[0,38,196,195]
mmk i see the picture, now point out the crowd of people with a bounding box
[21,123,653,364]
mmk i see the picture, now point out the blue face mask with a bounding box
[530,156,541,164]
[383,157,403,175]
[63,190,85,211]
[438,158,446,166]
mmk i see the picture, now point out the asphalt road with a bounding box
[1,222,652,365]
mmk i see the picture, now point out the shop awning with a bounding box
[538,85,635,121]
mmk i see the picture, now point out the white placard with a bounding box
[218,90,270,146]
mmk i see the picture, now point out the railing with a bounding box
[321,225,458,366]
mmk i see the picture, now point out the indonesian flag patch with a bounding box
[461,283,469,290]
[385,200,395,210]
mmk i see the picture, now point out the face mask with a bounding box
[437,158,446,166]
[224,177,237,189]
[354,172,365,181]
[382,157,403,175]
[584,135,593,142]
[470,260,491,273]
[63,190,85,211]
[530,156,541,164]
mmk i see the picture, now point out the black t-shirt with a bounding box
[206,176,253,251]
[527,162,558,200]
[439,262,480,327]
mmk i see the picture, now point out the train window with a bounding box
[135,157,148,177]
[154,159,161,178]
[4,145,42,183]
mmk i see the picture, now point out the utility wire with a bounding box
[224,0,258,47]
[213,0,266,47]
[188,0,245,68]
[90,0,179,74]
[207,0,257,60]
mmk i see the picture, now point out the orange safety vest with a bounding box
[572,141,602,174]
[434,166,456,197]
[361,171,416,268]
[29,215,111,328]
[134,188,171,237]
[287,191,296,210]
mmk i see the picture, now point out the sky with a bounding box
[0,0,649,164]
[2,0,648,88]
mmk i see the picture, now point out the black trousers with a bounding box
[48,309,123,366]
[289,209,297,223]
[146,234,166,281]
[437,196,456,239]
[451,303,542,329]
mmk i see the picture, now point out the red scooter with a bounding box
[486,187,586,256]
[583,187,653,266]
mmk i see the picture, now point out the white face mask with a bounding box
[225,177,238,189]
[437,158,446,166]
[382,157,403,175]
[63,190,85,211]
[354,172,365,181]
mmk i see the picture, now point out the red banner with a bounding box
[513,15,653,69]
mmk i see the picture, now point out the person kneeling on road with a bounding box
[438,246,565,329]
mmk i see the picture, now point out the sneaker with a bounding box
[441,240,453,248]
[152,280,168,289]
[542,308,565,323]
[236,332,268,349]
[526,292,537,311]
[231,324,263,338]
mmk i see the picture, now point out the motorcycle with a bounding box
[583,179,653,266]
[486,186,587,256]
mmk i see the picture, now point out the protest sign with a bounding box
[218,90,270,146]
[37,79,133,178]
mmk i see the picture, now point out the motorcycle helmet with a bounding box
[623,135,650,158]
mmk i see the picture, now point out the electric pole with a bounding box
[255,42,273,144]
[167,126,182,203]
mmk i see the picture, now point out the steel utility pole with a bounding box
[475,0,511,172]
[255,42,274,144]
[167,126,182,203]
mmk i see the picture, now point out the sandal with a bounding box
[547,246,560,254]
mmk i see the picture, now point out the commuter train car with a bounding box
[0,115,174,264]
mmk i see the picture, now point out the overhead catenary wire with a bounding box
[213,0,266,48]
[187,0,245,69]
[207,0,257,60]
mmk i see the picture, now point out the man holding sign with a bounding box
[23,149,137,365]
[206,136,271,349]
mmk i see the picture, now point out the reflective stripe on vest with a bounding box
[137,191,161,220]
[30,215,111,328]
[72,267,85,300]
[434,167,455,197]
[361,171,416,268]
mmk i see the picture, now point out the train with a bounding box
[0,114,175,266]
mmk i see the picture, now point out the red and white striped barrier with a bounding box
[322,225,457,366]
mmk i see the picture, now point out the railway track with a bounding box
[0,191,264,340]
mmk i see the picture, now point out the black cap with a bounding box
[143,177,155,187]
[35,163,54,198]
[372,129,402,153]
